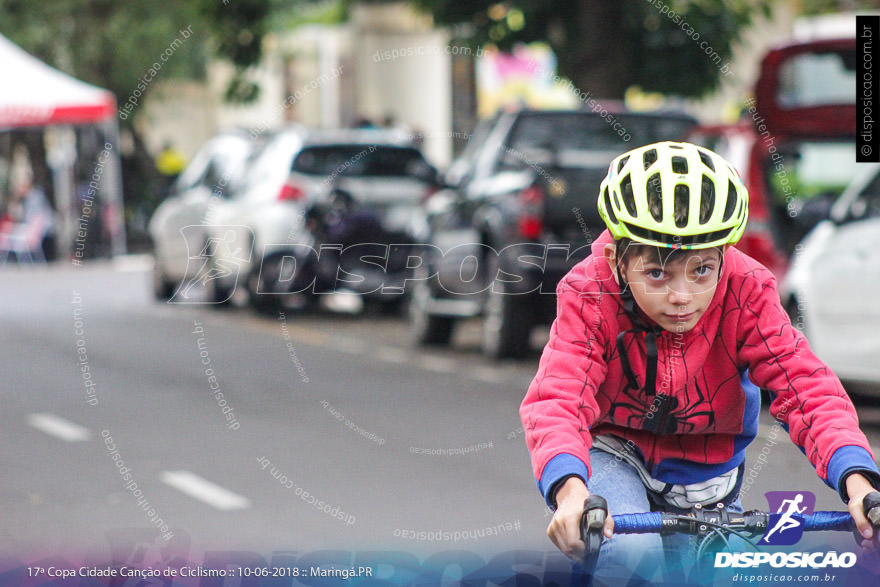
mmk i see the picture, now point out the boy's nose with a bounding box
[667,281,694,306]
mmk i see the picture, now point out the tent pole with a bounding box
[102,118,127,257]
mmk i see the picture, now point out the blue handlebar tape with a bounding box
[803,512,853,531]
[611,511,852,534]
[611,512,663,534]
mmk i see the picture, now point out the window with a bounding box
[497,113,696,171]
[850,171,880,221]
[291,145,428,177]
[777,50,856,109]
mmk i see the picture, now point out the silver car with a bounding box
[148,130,256,301]
[202,127,437,311]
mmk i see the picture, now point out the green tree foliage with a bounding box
[411,0,774,98]
[800,0,880,13]
[0,1,207,106]
[199,0,271,102]
[0,0,275,107]
[0,0,271,243]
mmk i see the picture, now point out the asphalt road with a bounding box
[2,257,880,575]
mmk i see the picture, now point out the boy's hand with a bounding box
[547,477,614,561]
[845,473,879,548]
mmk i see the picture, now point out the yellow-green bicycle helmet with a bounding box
[598,141,748,249]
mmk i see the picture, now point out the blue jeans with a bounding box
[575,448,745,586]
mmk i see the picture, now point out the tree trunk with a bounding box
[554,0,634,100]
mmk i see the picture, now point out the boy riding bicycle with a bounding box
[520,141,880,583]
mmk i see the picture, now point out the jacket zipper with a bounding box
[654,333,672,434]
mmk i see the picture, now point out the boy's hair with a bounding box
[615,238,721,271]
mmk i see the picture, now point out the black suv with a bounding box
[407,108,697,358]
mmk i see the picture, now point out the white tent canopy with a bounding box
[0,33,125,257]
[0,34,116,127]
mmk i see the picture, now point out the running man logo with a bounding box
[171,226,254,304]
[761,491,816,546]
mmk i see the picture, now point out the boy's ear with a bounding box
[603,244,620,285]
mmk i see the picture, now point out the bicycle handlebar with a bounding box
[580,490,880,556]
[611,510,853,535]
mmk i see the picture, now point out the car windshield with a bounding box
[848,170,880,221]
[499,113,695,169]
[762,139,858,252]
[291,145,427,177]
[777,49,855,109]
[764,140,857,205]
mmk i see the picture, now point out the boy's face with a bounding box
[604,244,725,333]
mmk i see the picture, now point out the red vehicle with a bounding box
[689,37,856,278]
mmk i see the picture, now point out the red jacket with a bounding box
[521,230,879,505]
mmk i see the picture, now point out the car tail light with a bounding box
[278,182,305,201]
[517,184,544,240]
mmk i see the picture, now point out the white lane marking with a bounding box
[160,470,251,511]
[27,413,91,442]
[375,346,408,364]
[421,356,458,373]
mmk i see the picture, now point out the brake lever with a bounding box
[863,490,880,548]
[580,495,608,555]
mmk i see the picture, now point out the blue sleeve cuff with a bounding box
[538,453,590,508]
[825,445,880,502]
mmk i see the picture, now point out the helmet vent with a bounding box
[603,187,618,225]
[620,174,638,216]
[646,173,663,222]
[674,184,690,228]
[700,175,715,224]
[617,155,630,173]
[722,180,738,221]
[698,150,715,171]
[671,156,688,174]
[642,148,658,170]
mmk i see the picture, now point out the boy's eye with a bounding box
[694,265,714,277]
[646,269,665,280]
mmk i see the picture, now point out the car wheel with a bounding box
[246,255,283,315]
[482,285,533,359]
[152,260,175,301]
[197,239,234,307]
[408,272,455,345]
[208,275,234,306]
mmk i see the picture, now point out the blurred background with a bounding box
[0,0,867,256]
[2,0,880,582]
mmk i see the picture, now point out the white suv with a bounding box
[148,130,255,301]
[202,127,437,310]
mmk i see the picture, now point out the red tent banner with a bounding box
[0,33,126,257]
[0,34,116,128]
